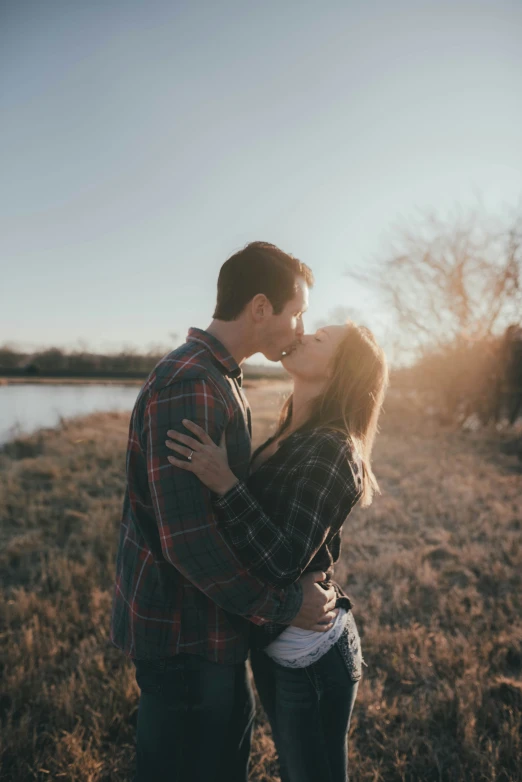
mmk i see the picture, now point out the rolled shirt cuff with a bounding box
[213,480,255,526]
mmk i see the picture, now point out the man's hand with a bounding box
[289,571,339,632]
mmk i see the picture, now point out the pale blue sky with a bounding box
[1,0,521,364]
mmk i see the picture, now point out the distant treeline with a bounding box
[0,345,288,380]
[2,331,521,425]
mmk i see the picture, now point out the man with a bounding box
[110,242,340,781]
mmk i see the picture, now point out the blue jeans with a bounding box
[132,652,255,782]
[250,615,362,782]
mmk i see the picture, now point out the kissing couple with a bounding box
[110,241,388,782]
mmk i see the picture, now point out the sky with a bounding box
[1,0,521,365]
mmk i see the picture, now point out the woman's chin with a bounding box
[281,352,297,374]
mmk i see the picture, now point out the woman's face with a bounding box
[281,325,347,382]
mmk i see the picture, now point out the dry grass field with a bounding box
[0,379,521,781]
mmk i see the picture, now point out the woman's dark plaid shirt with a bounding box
[110,328,303,664]
[214,427,363,650]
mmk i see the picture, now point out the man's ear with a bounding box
[251,294,272,323]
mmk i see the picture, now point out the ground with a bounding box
[0,380,521,781]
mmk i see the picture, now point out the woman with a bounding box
[165,321,388,782]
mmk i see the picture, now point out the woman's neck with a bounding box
[286,380,324,434]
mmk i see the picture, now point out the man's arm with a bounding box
[144,377,302,624]
[213,433,362,587]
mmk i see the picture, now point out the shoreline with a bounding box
[0,376,144,386]
[0,375,288,387]
[0,378,292,448]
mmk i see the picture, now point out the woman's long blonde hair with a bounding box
[275,321,388,507]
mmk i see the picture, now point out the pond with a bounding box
[0,383,141,446]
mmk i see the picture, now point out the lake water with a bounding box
[0,384,141,446]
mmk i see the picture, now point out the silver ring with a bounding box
[187,450,194,462]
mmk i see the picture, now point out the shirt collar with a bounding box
[186,327,243,383]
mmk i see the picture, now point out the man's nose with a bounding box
[296,317,305,338]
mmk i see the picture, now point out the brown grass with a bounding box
[0,381,521,781]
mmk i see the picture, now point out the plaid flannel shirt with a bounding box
[110,328,303,663]
[213,428,363,649]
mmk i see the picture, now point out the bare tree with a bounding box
[347,209,522,358]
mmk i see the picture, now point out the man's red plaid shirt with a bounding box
[110,328,303,663]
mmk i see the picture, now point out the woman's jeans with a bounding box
[250,613,363,782]
[132,652,255,782]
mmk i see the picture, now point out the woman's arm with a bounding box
[165,424,362,587]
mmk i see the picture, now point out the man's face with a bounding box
[259,276,309,362]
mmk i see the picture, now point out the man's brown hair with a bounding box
[213,241,314,321]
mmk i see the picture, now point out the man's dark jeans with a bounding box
[132,652,255,782]
[250,623,362,782]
